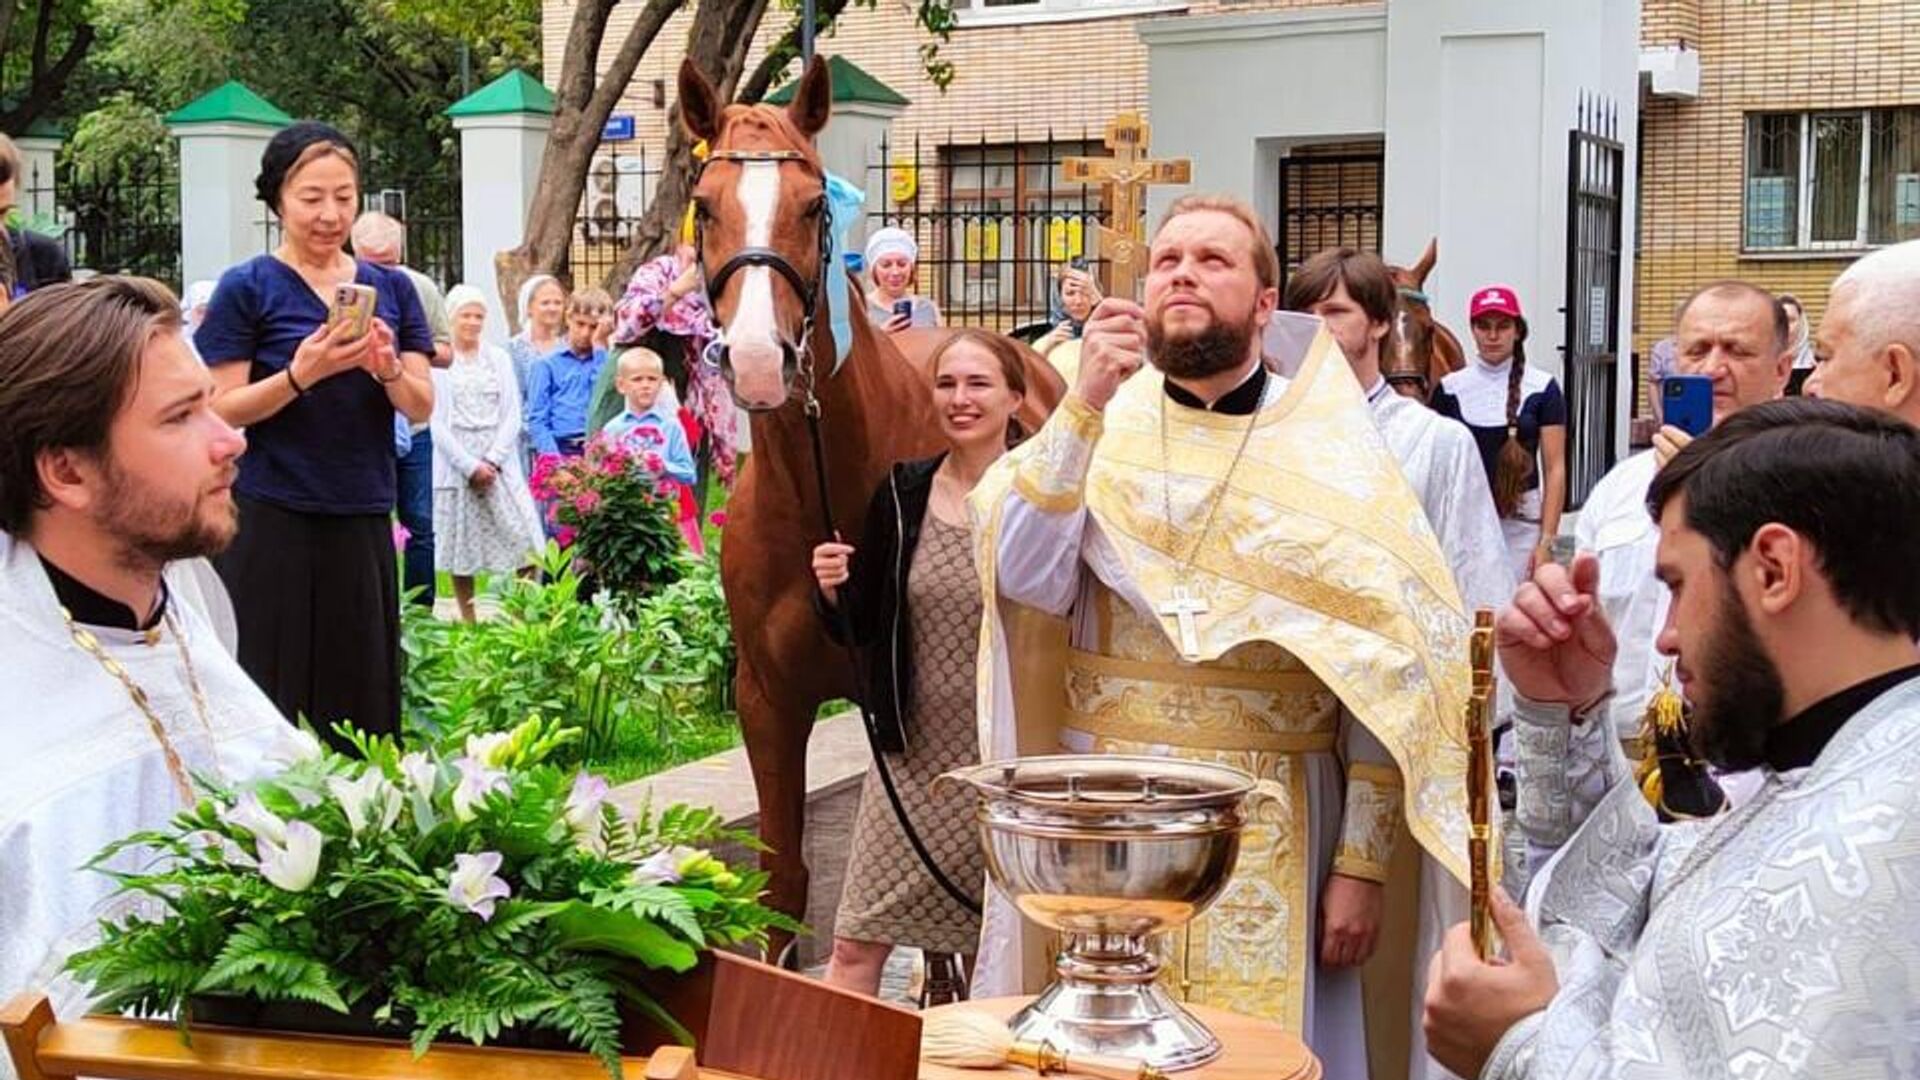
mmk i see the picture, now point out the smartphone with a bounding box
[1662,373,1714,437]
[329,283,377,342]
[892,298,914,325]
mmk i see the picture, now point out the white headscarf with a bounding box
[516,273,561,334]
[445,283,488,321]
[863,226,917,269]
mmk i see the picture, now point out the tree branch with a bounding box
[585,0,685,119]
[0,0,22,67]
[736,0,851,106]
[28,0,52,78]
[0,18,92,134]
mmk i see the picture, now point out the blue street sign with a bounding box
[603,114,636,142]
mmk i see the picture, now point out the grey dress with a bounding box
[833,514,985,954]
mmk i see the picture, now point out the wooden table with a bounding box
[917,998,1319,1080]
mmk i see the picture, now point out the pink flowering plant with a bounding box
[530,436,688,598]
[67,718,797,1077]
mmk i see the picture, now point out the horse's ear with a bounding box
[787,55,832,139]
[1411,237,1438,287]
[679,58,722,144]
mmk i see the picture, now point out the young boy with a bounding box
[602,347,697,486]
[526,287,612,459]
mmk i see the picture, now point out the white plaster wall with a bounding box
[455,116,550,346]
[174,124,278,288]
[1139,7,1388,238]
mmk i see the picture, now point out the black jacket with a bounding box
[7,227,71,295]
[816,454,945,752]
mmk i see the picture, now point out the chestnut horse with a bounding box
[678,56,1063,953]
[1384,238,1466,401]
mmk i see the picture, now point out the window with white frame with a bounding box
[1744,107,1920,251]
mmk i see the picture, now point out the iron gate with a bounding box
[1563,97,1624,509]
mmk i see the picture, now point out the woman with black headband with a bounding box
[195,121,435,745]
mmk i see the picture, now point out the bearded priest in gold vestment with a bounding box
[969,195,1479,1080]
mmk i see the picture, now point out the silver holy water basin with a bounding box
[938,755,1254,1072]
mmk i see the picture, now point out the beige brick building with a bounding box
[1635,0,1920,412]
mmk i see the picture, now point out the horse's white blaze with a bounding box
[711,161,787,407]
[1394,307,1411,364]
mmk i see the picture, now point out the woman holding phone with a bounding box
[197,120,435,746]
[863,227,941,332]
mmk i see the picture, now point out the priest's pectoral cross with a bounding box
[1064,114,1193,299]
[1158,583,1209,661]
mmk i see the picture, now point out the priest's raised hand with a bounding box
[1496,553,1617,714]
[1073,296,1147,412]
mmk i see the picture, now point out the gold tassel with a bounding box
[1634,662,1686,811]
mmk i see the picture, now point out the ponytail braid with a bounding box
[1491,318,1536,518]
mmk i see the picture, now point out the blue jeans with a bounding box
[396,428,435,606]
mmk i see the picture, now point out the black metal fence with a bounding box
[1563,96,1625,510]
[21,158,181,290]
[869,130,1110,333]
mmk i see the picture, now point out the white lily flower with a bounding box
[450,757,508,823]
[564,773,610,835]
[265,727,325,768]
[447,851,512,921]
[257,820,324,892]
[464,731,514,768]
[398,752,438,800]
[327,769,402,838]
[224,792,288,847]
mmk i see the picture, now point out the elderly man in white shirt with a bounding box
[1572,282,1790,757]
[1805,239,1920,428]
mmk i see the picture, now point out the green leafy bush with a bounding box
[401,547,738,780]
[66,719,800,1077]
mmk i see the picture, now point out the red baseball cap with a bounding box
[1469,285,1523,321]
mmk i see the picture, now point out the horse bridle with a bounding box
[691,147,835,403]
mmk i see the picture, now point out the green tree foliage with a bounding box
[68,0,540,180]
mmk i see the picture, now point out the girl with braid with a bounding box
[1431,285,1567,578]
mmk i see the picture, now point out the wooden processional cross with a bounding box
[1063,113,1193,301]
[1065,115,1205,657]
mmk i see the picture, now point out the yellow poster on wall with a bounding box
[963,220,1001,261]
[1047,218,1085,262]
[890,160,918,205]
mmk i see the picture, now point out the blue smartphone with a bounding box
[1663,373,1714,437]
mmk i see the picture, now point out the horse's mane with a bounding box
[712,102,824,171]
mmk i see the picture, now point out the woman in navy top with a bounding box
[1430,285,1568,580]
[196,122,434,745]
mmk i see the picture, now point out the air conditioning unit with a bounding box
[579,156,650,244]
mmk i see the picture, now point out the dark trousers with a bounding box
[396,429,435,605]
[217,496,401,747]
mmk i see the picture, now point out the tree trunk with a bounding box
[494,0,684,332]
[603,0,771,293]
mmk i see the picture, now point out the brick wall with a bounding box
[544,0,1374,155]
[1634,0,1920,416]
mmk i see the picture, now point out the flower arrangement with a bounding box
[530,435,687,598]
[66,718,798,1077]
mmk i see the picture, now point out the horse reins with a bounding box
[695,147,983,918]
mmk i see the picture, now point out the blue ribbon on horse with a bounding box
[823,170,866,375]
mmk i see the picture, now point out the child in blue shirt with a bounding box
[526,288,612,458]
[601,347,697,486]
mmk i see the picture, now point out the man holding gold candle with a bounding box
[1425,397,1920,1079]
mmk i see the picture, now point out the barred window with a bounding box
[1744,106,1920,251]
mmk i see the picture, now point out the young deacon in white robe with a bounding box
[1423,399,1920,1080]
[0,279,287,1070]
[970,198,1479,1080]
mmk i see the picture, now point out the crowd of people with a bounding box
[2,109,1918,1080]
